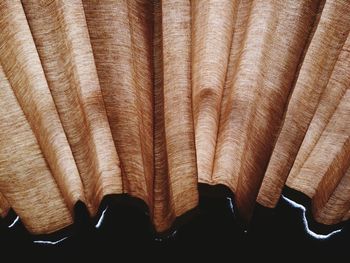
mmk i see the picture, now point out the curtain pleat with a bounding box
[0,64,72,233]
[290,89,350,224]
[287,35,350,189]
[213,0,321,220]
[0,0,84,219]
[259,0,350,211]
[323,167,350,222]
[22,0,122,215]
[83,0,154,208]
[0,0,349,234]
[191,0,237,184]
[212,0,252,191]
[152,0,198,232]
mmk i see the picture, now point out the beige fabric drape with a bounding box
[0,0,349,235]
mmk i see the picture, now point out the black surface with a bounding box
[0,185,349,261]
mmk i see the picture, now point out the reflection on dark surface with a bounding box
[0,185,349,261]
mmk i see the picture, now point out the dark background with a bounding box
[0,185,348,261]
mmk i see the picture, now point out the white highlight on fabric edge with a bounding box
[20,195,343,244]
[8,216,19,228]
[281,195,342,239]
[226,197,235,215]
[154,230,178,242]
[95,206,108,229]
[170,230,178,237]
[33,236,68,245]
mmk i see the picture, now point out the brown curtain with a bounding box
[0,0,349,235]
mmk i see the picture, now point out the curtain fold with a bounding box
[22,0,122,215]
[0,63,73,233]
[258,0,350,211]
[152,0,198,232]
[0,0,83,223]
[0,0,349,234]
[212,0,322,220]
[191,0,237,185]
[83,0,154,209]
